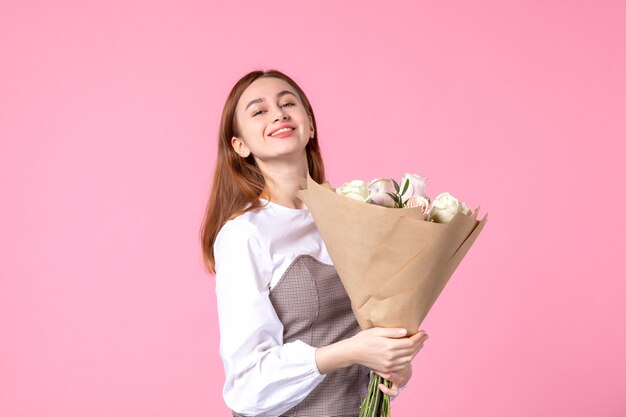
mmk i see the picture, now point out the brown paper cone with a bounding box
[296,172,488,336]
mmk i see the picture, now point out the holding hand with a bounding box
[349,327,428,374]
[314,327,428,380]
[357,328,428,397]
[375,363,413,397]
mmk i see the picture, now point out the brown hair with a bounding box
[199,69,326,274]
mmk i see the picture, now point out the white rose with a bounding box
[400,173,428,199]
[405,195,430,219]
[429,192,470,223]
[366,178,395,207]
[336,179,369,202]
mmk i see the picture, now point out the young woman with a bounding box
[200,69,429,417]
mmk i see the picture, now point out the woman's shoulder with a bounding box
[218,200,293,236]
[215,198,317,254]
[215,202,280,251]
[213,212,271,276]
[216,212,262,246]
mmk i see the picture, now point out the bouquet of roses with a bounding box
[296,172,488,417]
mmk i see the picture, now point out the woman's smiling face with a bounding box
[231,77,314,163]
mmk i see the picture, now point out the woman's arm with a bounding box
[214,221,326,416]
[215,220,428,414]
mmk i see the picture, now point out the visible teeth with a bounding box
[271,127,294,136]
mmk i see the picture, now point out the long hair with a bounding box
[199,69,326,274]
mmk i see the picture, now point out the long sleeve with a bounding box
[213,220,326,416]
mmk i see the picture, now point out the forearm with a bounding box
[315,327,423,376]
[314,337,355,374]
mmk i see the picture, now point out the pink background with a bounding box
[1,1,625,416]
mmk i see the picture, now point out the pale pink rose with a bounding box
[366,178,395,207]
[405,195,430,220]
[400,173,428,199]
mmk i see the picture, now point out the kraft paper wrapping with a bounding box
[296,173,488,336]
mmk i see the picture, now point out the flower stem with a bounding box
[358,372,392,417]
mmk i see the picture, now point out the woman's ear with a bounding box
[231,136,251,158]
[309,115,315,138]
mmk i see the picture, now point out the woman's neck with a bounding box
[258,155,309,210]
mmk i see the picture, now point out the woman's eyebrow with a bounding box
[245,91,296,111]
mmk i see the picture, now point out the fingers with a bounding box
[392,330,427,350]
[375,371,391,379]
[374,357,412,374]
[359,328,429,374]
[382,330,429,367]
[394,331,428,355]
[378,382,399,397]
[368,328,428,343]
[376,363,412,390]
[409,330,428,342]
[407,330,429,351]
[375,371,401,386]
[389,332,428,366]
[369,327,408,338]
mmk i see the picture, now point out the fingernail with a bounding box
[399,329,407,335]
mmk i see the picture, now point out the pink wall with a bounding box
[1,1,625,416]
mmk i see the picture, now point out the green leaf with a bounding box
[386,192,400,205]
[400,178,409,196]
[391,178,400,193]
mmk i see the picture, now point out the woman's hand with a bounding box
[375,363,413,397]
[374,330,427,396]
[348,327,428,374]
[315,327,428,376]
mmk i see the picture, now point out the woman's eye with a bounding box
[252,102,294,117]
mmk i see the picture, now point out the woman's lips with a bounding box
[269,128,295,138]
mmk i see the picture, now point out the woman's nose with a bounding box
[273,109,289,122]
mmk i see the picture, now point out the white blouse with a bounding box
[213,198,332,416]
[213,198,404,416]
